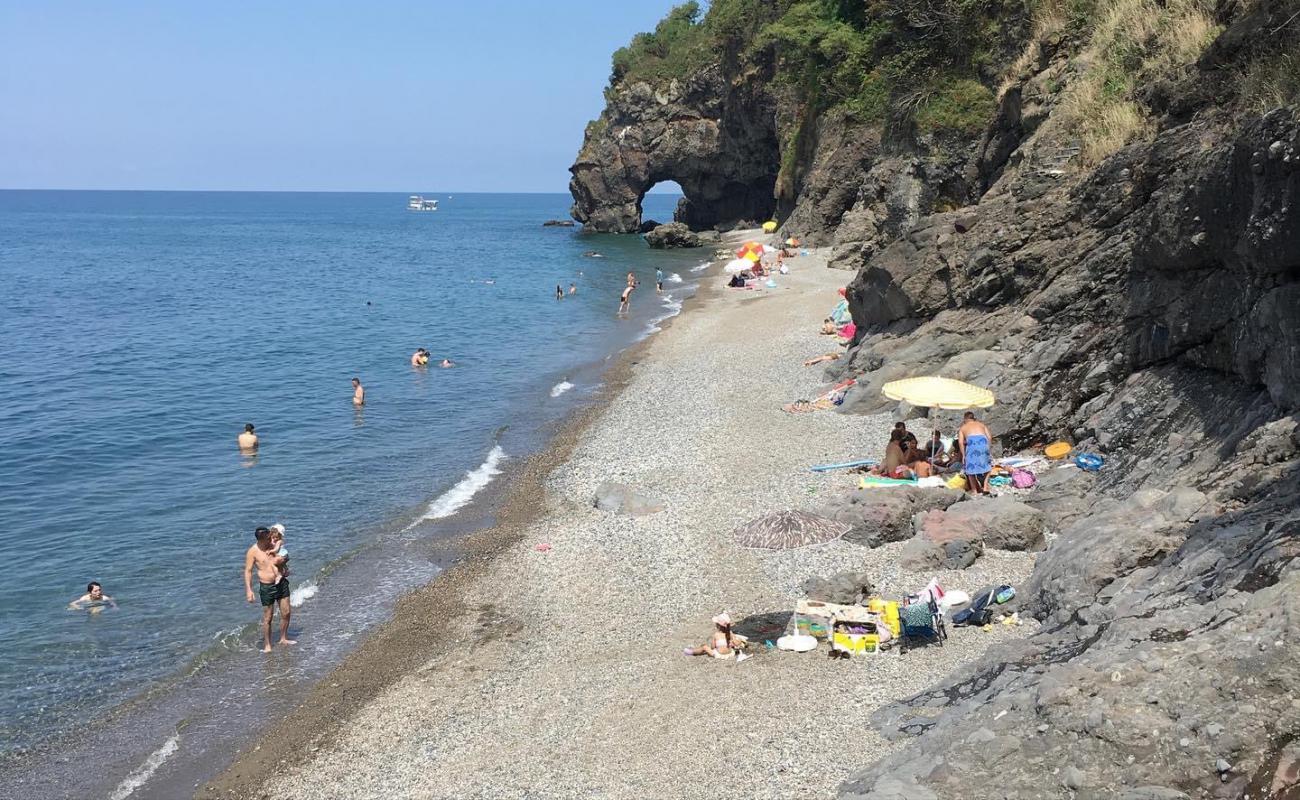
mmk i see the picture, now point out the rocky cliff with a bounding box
[577,0,1300,796]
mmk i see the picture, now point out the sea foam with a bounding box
[108,733,180,800]
[667,272,684,284]
[550,380,574,398]
[290,581,318,608]
[421,445,507,520]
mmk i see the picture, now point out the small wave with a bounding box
[109,733,180,800]
[550,380,574,398]
[690,262,710,273]
[421,445,507,520]
[290,581,318,608]
[667,272,684,284]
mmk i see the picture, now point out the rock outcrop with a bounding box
[832,3,1300,796]
[569,67,779,233]
[643,222,702,249]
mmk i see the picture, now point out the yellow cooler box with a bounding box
[867,599,901,638]
[832,632,880,653]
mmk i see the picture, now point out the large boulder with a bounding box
[644,222,702,249]
[899,531,983,570]
[802,570,876,605]
[593,482,666,516]
[821,487,964,547]
[914,496,1047,552]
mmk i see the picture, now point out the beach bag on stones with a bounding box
[1011,469,1036,489]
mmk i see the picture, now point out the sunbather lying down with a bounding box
[782,397,836,413]
[803,352,841,366]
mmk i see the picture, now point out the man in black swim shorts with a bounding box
[243,526,296,653]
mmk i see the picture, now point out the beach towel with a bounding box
[859,475,919,488]
[963,434,991,475]
[829,299,851,326]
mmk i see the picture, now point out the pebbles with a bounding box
[261,245,1038,799]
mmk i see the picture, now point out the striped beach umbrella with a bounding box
[733,510,851,550]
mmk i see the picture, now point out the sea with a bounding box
[0,190,708,798]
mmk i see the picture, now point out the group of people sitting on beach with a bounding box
[872,412,994,493]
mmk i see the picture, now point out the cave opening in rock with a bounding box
[637,181,684,233]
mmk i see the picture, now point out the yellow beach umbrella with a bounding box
[762,220,778,233]
[881,377,995,410]
[743,250,761,262]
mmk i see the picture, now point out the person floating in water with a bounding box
[411,348,429,367]
[238,423,258,452]
[440,358,455,368]
[69,581,117,612]
[556,284,564,300]
[569,283,577,295]
[351,377,365,407]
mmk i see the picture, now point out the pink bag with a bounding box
[1011,469,1037,488]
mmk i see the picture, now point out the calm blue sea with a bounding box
[0,190,704,797]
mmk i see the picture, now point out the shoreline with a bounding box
[199,274,690,798]
[206,236,1040,799]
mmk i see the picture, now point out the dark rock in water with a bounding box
[542,219,576,227]
[821,487,964,548]
[637,219,661,234]
[644,222,702,249]
[802,570,875,605]
[593,482,665,516]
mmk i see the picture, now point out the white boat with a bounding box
[407,195,438,212]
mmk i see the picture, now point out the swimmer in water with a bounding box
[69,581,117,612]
[569,283,577,295]
[556,284,564,300]
[440,358,455,368]
[352,377,365,406]
[411,348,429,367]
[238,423,258,452]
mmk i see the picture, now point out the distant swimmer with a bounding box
[619,284,634,314]
[238,423,258,452]
[352,377,365,406]
[440,358,455,368]
[411,348,429,367]
[556,284,564,300]
[69,581,117,613]
[244,526,294,652]
[485,278,496,285]
[583,251,603,258]
[569,283,577,295]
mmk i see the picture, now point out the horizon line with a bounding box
[0,187,685,196]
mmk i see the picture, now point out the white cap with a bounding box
[269,523,286,535]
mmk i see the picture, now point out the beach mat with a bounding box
[810,459,878,473]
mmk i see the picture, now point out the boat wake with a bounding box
[420,445,507,520]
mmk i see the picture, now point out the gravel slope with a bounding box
[259,244,1037,800]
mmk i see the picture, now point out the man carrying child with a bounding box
[243,524,296,653]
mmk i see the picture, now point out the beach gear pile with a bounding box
[783,378,856,413]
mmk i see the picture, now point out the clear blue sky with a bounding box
[0,1,686,192]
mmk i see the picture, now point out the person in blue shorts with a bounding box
[957,411,993,494]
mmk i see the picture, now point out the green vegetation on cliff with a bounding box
[609,0,1019,134]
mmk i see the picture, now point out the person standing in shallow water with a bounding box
[619,283,634,314]
[244,526,295,653]
[237,423,258,452]
[556,284,564,300]
[351,377,365,407]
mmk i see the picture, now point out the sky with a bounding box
[0,1,687,193]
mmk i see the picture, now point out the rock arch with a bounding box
[568,70,779,233]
